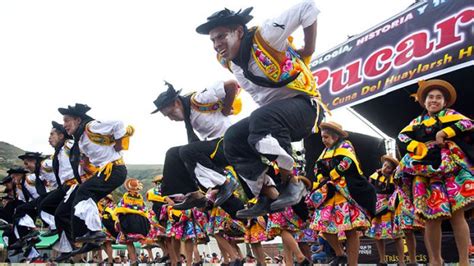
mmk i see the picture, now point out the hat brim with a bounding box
[58,108,92,120]
[7,169,29,174]
[320,122,349,138]
[196,7,253,35]
[124,179,143,191]
[150,89,182,114]
[381,155,399,166]
[18,155,46,161]
[417,79,457,108]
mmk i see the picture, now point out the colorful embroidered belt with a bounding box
[190,94,223,113]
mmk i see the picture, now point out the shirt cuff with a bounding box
[442,127,456,138]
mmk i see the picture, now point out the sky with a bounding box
[0,0,414,164]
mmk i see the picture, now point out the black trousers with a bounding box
[224,96,322,182]
[39,187,66,224]
[13,198,41,238]
[161,138,228,196]
[54,184,77,242]
[0,200,19,224]
[71,164,127,239]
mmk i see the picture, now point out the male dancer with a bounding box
[196,0,324,217]
[58,103,133,255]
[151,80,243,212]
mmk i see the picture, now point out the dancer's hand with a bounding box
[278,168,294,183]
[165,197,175,206]
[114,138,123,151]
[435,130,447,146]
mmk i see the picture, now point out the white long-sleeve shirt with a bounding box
[230,0,320,106]
[16,174,40,202]
[40,158,58,192]
[79,120,126,167]
[190,80,233,140]
[57,139,75,183]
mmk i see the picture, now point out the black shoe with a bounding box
[21,229,40,241]
[236,196,272,219]
[270,181,306,211]
[0,223,11,230]
[22,237,41,257]
[75,231,106,243]
[9,240,24,250]
[156,255,169,263]
[214,179,238,206]
[229,259,242,266]
[23,246,32,258]
[26,236,41,246]
[55,252,73,262]
[71,242,100,256]
[22,237,40,257]
[9,248,23,257]
[173,193,208,210]
[330,255,347,266]
[297,257,312,266]
[41,228,58,237]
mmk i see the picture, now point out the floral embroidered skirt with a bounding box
[244,217,269,244]
[310,184,370,234]
[207,207,245,241]
[390,181,424,232]
[366,194,400,240]
[144,209,166,243]
[267,206,304,238]
[398,141,474,219]
[294,227,318,243]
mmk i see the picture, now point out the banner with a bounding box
[359,231,474,264]
[311,0,474,110]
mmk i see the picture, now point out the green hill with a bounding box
[0,141,163,198]
[0,141,25,176]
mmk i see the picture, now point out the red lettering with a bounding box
[364,47,393,78]
[435,8,474,51]
[329,60,362,94]
[394,31,434,67]
[313,67,330,88]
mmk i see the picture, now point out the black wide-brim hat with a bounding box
[151,81,182,114]
[7,167,28,174]
[0,175,12,184]
[0,195,14,201]
[18,151,46,161]
[196,7,253,35]
[58,103,92,119]
[52,121,72,139]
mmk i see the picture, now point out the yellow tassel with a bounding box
[121,136,130,151]
[98,162,114,181]
[120,125,135,151]
[232,97,242,115]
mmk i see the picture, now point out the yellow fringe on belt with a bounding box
[97,158,125,181]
